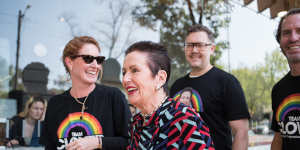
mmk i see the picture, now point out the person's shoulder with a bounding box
[10,115,24,123]
[94,84,126,103]
[209,67,239,83]
[50,90,68,99]
[273,72,291,90]
[175,73,190,81]
[171,74,189,87]
[95,84,124,94]
[48,90,69,106]
[211,67,234,77]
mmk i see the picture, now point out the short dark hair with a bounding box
[276,8,300,43]
[125,41,171,94]
[187,24,215,43]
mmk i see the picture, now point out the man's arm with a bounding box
[271,132,282,150]
[229,119,249,150]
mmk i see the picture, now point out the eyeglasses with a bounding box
[71,55,106,64]
[184,42,212,51]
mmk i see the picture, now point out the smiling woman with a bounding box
[41,36,131,150]
[122,41,214,150]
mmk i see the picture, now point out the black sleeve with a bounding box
[271,85,280,132]
[224,76,250,121]
[40,98,57,150]
[8,117,25,146]
[102,88,130,150]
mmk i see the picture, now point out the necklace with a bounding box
[141,96,168,120]
[73,95,89,120]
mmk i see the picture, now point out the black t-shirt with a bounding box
[170,67,250,150]
[41,84,131,150]
[271,72,300,150]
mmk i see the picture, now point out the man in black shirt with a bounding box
[170,24,250,150]
[271,8,300,150]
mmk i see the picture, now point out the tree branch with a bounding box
[186,0,196,25]
[197,0,206,25]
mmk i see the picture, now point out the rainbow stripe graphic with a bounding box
[173,89,204,112]
[57,112,102,138]
[276,93,300,122]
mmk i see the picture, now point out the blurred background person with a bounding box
[6,96,46,147]
[42,36,130,150]
[122,41,214,149]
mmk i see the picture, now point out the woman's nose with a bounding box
[123,73,129,82]
[91,59,98,65]
[122,72,132,85]
[90,59,101,69]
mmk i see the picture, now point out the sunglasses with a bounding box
[71,55,106,64]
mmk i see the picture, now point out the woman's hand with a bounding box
[66,136,100,150]
[6,139,19,147]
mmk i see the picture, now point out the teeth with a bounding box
[127,87,137,92]
[289,46,300,50]
[87,71,96,75]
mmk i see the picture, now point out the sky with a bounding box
[220,1,280,69]
[0,0,281,90]
[0,0,159,90]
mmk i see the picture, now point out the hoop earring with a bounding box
[98,69,103,81]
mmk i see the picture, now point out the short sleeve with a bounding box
[223,76,250,121]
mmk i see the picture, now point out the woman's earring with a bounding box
[156,85,161,90]
[98,69,103,81]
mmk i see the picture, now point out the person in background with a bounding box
[178,87,193,106]
[41,36,130,150]
[122,41,214,149]
[6,96,46,147]
[170,24,250,150]
[271,8,300,150]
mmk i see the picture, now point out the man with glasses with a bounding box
[170,24,250,150]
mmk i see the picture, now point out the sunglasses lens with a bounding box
[82,55,94,64]
[96,56,105,64]
[77,55,105,64]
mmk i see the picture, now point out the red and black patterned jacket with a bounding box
[127,98,214,150]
